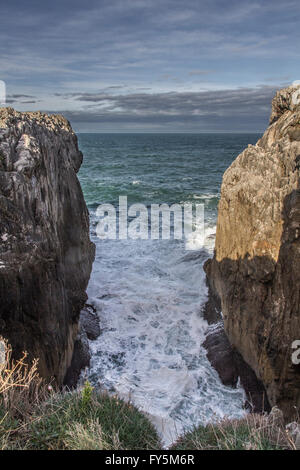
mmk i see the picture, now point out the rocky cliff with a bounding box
[205,85,300,419]
[0,108,95,385]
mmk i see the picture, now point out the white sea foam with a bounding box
[193,193,220,200]
[184,220,216,252]
[87,209,245,447]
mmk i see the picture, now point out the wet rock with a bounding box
[202,275,222,325]
[234,349,271,414]
[80,304,100,341]
[203,322,270,413]
[64,305,101,387]
[63,327,91,389]
[203,322,238,387]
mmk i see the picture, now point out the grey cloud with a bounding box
[53,84,280,131]
[68,85,277,116]
[8,94,35,99]
[6,94,39,104]
[106,85,126,89]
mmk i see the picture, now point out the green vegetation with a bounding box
[0,383,161,451]
[0,340,160,450]
[0,339,298,450]
[28,387,160,450]
[170,416,288,450]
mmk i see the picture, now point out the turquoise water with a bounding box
[78,133,260,445]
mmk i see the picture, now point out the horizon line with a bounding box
[76,131,263,135]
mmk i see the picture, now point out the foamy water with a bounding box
[77,133,260,446]
[86,216,245,446]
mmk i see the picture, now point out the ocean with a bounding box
[77,133,261,446]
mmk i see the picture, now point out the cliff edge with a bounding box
[0,108,95,385]
[205,85,300,419]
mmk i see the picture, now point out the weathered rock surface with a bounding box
[203,320,270,413]
[0,108,95,385]
[64,305,101,388]
[63,322,91,389]
[205,85,300,420]
[203,322,239,387]
[80,304,100,341]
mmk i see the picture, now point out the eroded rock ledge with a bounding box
[0,108,95,385]
[204,85,300,420]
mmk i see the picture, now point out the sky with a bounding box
[1,0,300,132]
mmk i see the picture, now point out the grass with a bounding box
[0,386,161,450]
[27,386,161,450]
[0,339,160,450]
[0,339,299,451]
[170,414,297,450]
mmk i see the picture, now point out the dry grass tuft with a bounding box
[0,338,47,417]
[0,338,51,450]
[63,419,122,450]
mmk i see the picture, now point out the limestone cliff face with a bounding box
[0,108,95,385]
[205,85,300,419]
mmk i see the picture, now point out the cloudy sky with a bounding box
[1,0,300,132]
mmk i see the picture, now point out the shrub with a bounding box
[80,380,94,410]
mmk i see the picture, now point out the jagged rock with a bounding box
[204,322,238,387]
[63,305,100,388]
[80,304,100,341]
[202,281,222,325]
[270,86,300,124]
[205,85,300,420]
[203,322,270,413]
[0,108,95,385]
[63,326,91,389]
